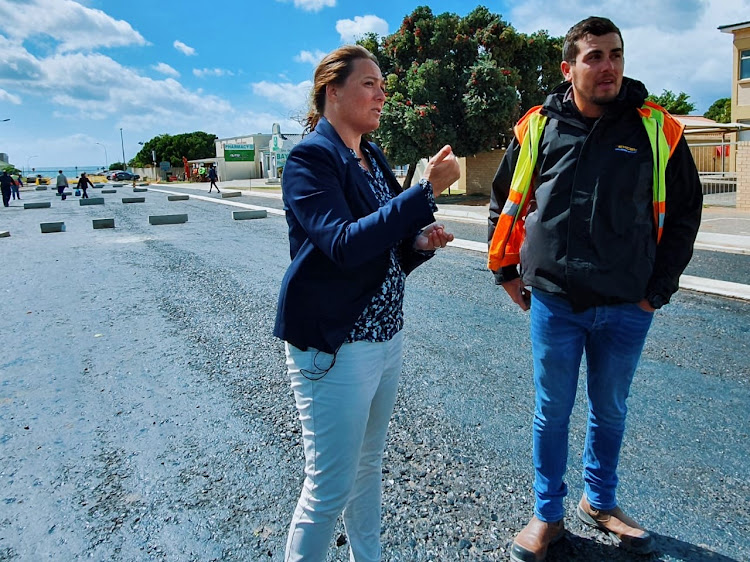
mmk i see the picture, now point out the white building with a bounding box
[212,123,302,181]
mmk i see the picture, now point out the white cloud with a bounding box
[252,80,312,110]
[336,15,388,43]
[173,40,196,56]
[0,88,21,104]
[193,68,235,78]
[275,0,336,12]
[507,0,749,113]
[295,49,327,66]
[0,0,146,52]
[152,62,179,77]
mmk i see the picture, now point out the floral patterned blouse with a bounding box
[346,146,407,343]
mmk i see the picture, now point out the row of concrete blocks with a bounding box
[10,209,268,235]
[34,182,149,191]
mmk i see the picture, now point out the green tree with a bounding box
[109,162,125,171]
[130,131,217,168]
[361,5,562,186]
[704,97,731,123]
[646,90,696,114]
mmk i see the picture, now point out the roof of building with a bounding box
[718,20,750,33]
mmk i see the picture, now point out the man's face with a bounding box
[561,32,624,118]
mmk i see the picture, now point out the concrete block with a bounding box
[93,184,104,188]
[149,214,188,225]
[221,191,242,198]
[35,186,48,191]
[55,191,72,197]
[122,197,145,203]
[92,218,115,229]
[40,221,65,233]
[137,182,149,186]
[80,197,105,206]
[232,210,267,220]
[133,187,148,192]
[24,201,52,209]
[0,231,9,238]
[167,194,189,201]
[101,189,117,194]
[111,183,124,187]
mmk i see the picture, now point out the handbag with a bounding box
[75,189,81,196]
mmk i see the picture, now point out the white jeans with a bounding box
[284,331,404,562]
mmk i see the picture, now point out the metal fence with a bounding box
[686,141,737,196]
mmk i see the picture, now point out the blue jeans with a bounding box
[529,290,654,522]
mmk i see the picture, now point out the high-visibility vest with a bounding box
[488,101,684,271]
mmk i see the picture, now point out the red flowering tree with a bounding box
[359,6,562,186]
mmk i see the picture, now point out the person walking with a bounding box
[0,171,12,207]
[207,165,220,193]
[274,45,460,562]
[11,173,22,200]
[56,170,69,200]
[487,16,703,562]
[77,172,93,199]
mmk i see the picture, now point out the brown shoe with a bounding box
[510,516,565,562]
[576,495,654,554]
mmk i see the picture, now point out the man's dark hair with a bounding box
[562,16,623,63]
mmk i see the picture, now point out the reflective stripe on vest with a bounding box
[487,103,683,271]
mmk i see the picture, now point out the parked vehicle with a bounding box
[109,171,140,181]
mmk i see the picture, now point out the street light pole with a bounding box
[120,128,126,170]
[95,142,108,170]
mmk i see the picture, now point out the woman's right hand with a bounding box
[423,145,460,197]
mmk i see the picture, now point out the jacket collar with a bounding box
[313,116,381,208]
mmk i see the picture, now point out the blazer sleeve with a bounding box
[283,140,436,270]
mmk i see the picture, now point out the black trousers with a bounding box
[1,186,10,206]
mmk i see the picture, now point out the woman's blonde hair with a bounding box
[305,45,379,133]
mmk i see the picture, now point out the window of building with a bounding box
[742,49,750,80]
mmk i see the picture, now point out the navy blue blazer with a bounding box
[273,117,437,353]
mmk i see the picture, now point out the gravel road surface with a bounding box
[1,188,748,561]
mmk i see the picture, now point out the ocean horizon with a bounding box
[23,165,107,178]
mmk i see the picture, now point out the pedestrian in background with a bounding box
[77,172,93,199]
[274,45,460,562]
[488,16,702,562]
[11,173,22,200]
[207,165,220,193]
[56,170,68,200]
[0,170,12,206]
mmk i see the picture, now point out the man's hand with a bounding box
[414,223,454,251]
[502,278,531,311]
[637,298,656,313]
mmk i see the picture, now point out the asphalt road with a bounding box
[1,187,748,561]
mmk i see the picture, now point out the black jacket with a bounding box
[489,78,702,310]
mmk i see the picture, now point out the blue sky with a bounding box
[0,0,746,170]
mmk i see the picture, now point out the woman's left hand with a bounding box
[414,223,454,251]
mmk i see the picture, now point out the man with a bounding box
[488,16,702,562]
[0,170,12,207]
[56,170,68,201]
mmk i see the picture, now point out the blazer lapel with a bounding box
[314,118,380,211]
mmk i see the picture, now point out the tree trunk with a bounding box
[402,161,417,189]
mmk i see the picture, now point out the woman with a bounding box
[77,172,93,199]
[273,45,460,561]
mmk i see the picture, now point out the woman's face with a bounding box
[326,58,385,135]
